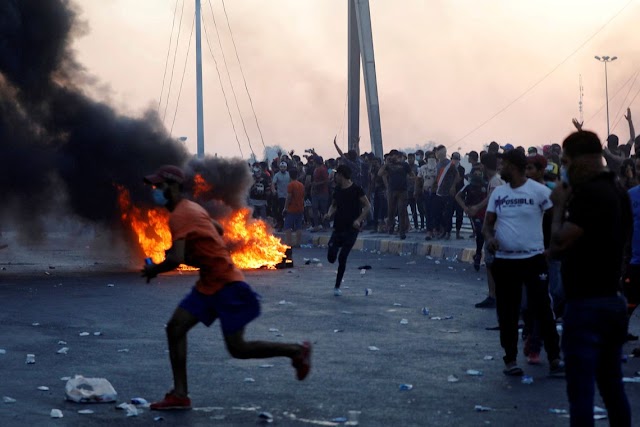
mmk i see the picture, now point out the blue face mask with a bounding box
[546,181,556,190]
[152,188,168,206]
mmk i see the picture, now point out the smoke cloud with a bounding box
[0,0,192,238]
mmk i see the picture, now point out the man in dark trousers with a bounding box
[483,149,564,377]
[324,164,371,296]
[141,165,311,410]
[550,130,632,427]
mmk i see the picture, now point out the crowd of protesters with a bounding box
[241,107,640,426]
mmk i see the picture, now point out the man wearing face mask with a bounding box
[142,165,312,411]
[550,131,632,426]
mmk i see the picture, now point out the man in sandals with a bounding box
[483,150,564,377]
[141,165,312,410]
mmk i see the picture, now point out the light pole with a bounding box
[594,55,617,136]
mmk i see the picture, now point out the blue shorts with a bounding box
[284,212,304,231]
[178,282,261,336]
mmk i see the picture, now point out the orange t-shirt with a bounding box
[169,199,245,295]
[286,180,305,214]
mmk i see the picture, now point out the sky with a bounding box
[72,0,640,159]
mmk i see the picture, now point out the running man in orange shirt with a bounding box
[141,165,311,411]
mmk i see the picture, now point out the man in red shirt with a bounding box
[283,169,305,247]
[142,165,311,411]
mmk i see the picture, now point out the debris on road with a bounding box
[50,409,63,418]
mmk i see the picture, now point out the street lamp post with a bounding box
[594,55,617,137]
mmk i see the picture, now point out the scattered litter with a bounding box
[44,271,51,276]
[154,416,164,421]
[3,396,16,403]
[357,265,372,270]
[406,261,416,265]
[25,354,35,364]
[32,322,40,326]
[300,244,313,248]
[393,303,402,306]
[131,398,149,407]
[268,328,279,333]
[483,356,494,361]
[360,269,366,275]
[50,409,63,418]
[57,341,67,345]
[38,386,50,391]
[447,375,459,383]
[117,349,129,353]
[549,408,568,414]
[244,378,256,383]
[421,307,430,315]
[122,403,139,417]
[477,278,482,281]
[258,411,274,423]
[474,405,492,412]
[466,370,483,376]
[341,311,353,315]
[387,309,397,312]
[435,260,441,265]
[448,266,454,270]
[316,263,323,267]
[304,258,310,265]
[78,409,94,414]
[93,332,102,336]
[65,376,117,403]
[333,329,343,333]
[278,300,290,305]
[521,376,534,384]
[60,376,71,381]
[365,288,372,296]
[0,349,6,354]
[79,332,90,337]
[107,284,115,287]
[49,266,56,269]
[259,364,274,369]
[430,316,453,321]
[444,330,460,333]
[399,383,413,391]
[57,347,69,355]
[426,256,433,260]
[622,377,640,383]
[400,319,409,325]
[368,346,380,351]
[193,406,225,412]
[332,417,348,423]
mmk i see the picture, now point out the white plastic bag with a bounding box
[65,375,117,403]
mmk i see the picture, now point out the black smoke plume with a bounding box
[0,0,191,238]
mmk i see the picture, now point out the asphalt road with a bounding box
[1,244,640,426]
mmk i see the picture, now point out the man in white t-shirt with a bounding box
[483,149,564,377]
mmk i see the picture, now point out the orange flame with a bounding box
[193,174,213,199]
[117,187,287,270]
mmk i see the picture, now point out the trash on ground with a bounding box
[312,258,320,263]
[406,261,416,265]
[421,307,430,315]
[57,347,69,355]
[399,383,413,391]
[259,364,274,368]
[50,409,63,418]
[65,375,117,403]
[32,322,40,326]
[57,341,67,345]
[268,328,279,332]
[365,288,372,296]
[38,386,50,391]
[60,376,71,381]
[549,408,568,414]
[400,319,409,325]
[79,332,90,337]
[78,409,94,414]
[244,378,256,383]
[368,346,380,351]
[360,269,366,275]
[131,398,149,407]
[474,405,492,412]
[430,316,453,321]
[332,417,348,423]
[25,354,35,364]
[117,349,129,353]
[483,356,494,361]
[622,377,640,383]
[447,375,459,383]
[435,261,441,265]
[521,376,534,384]
[3,396,16,403]
[258,411,274,422]
[466,369,483,376]
[357,265,372,270]
[333,329,343,333]
[393,303,402,306]
[154,416,164,421]
[107,284,115,287]
[0,349,5,354]
[93,332,102,336]
[341,311,353,314]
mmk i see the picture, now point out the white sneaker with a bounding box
[333,288,342,296]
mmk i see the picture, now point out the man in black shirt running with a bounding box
[324,165,371,296]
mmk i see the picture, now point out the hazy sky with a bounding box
[72,0,640,159]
